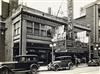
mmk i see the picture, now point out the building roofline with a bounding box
[83,0,100,9]
[12,5,67,24]
[74,15,86,20]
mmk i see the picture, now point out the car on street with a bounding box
[87,57,100,66]
[48,56,73,71]
[0,55,40,74]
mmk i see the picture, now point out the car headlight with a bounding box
[0,63,2,67]
[88,60,92,63]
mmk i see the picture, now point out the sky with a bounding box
[0,0,96,18]
[18,0,96,18]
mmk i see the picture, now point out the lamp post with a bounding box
[49,39,56,63]
[95,44,99,57]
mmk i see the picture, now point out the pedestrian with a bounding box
[75,57,79,67]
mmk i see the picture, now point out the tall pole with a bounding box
[50,39,56,63]
[52,46,54,63]
[89,33,91,60]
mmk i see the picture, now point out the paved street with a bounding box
[38,65,100,74]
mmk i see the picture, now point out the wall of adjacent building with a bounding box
[0,22,5,62]
[5,17,13,61]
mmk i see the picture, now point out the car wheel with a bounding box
[68,64,73,70]
[54,65,59,71]
[2,68,9,74]
[30,64,38,74]
[47,66,51,71]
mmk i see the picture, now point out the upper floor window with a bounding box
[41,24,46,37]
[34,22,40,36]
[34,22,40,29]
[46,25,52,37]
[26,20,33,34]
[27,27,33,34]
[14,21,20,36]
[27,20,33,27]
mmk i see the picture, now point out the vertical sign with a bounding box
[67,0,73,39]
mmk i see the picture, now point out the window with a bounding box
[34,29,39,36]
[27,20,33,27]
[14,21,20,36]
[41,30,46,36]
[34,22,40,36]
[41,24,46,36]
[46,25,52,37]
[41,24,45,29]
[26,20,33,34]
[34,22,39,29]
[27,27,33,34]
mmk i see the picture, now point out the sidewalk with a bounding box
[39,66,48,71]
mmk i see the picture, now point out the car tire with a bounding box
[2,68,9,74]
[30,64,38,74]
[54,65,59,71]
[47,66,51,71]
[68,64,73,70]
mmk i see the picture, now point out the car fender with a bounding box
[53,63,60,67]
[68,62,73,67]
[0,65,14,73]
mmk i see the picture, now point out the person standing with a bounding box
[75,57,79,67]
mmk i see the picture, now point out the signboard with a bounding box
[53,25,66,51]
[77,31,89,43]
[53,25,66,42]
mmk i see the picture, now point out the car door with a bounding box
[60,60,67,67]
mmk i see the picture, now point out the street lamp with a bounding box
[49,39,56,63]
[1,30,4,35]
[96,44,98,47]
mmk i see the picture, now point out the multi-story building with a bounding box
[74,0,100,59]
[5,5,67,65]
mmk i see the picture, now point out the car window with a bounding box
[55,56,72,61]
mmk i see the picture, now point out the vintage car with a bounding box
[88,57,100,66]
[0,55,40,74]
[48,56,73,71]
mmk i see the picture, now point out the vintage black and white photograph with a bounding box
[0,0,100,74]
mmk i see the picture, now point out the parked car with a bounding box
[87,57,100,66]
[48,56,73,71]
[0,55,40,74]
